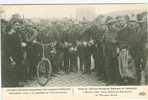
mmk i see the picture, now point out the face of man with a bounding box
[141,15,147,26]
[128,21,138,29]
[115,17,127,30]
[8,29,15,35]
[119,17,127,28]
[108,22,119,32]
[13,22,21,30]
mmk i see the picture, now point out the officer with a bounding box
[104,17,120,84]
[90,23,106,79]
[116,14,146,85]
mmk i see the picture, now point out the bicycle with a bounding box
[35,41,52,86]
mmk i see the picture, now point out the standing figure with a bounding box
[83,41,91,74]
[48,41,58,74]
[77,41,85,73]
[26,40,42,79]
[116,14,147,85]
[104,17,120,84]
[5,22,24,86]
[69,42,78,72]
[63,41,71,73]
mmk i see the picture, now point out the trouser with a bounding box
[79,56,85,72]
[85,64,91,74]
[64,54,70,73]
[145,59,148,85]
[135,58,142,85]
[11,55,24,87]
[104,43,112,82]
[70,54,78,72]
[94,47,106,77]
[130,46,145,85]
[84,56,91,74]
[27,56,39,79]
[105,58,112,82]
[4,62,22,87]
[51,57,58,73]
[57,53,64,71]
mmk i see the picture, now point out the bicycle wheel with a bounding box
[37,58,52,86]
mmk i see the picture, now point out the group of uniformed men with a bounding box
[2,12,148,87]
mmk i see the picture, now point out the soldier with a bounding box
[54,42,65,72]
[83,41,91,74]
[1,19,8,87]
[136,12,147,84]
[94,36,106,80]
[77,41,84,73]
[26,39,42,79]
[5,22,24,86]
[49,41,63,74]
[21,24,41,80]
[116,14,146,85]
[104,17,120,84]
[77,41,84,72]
[63,41,71,73]
[89,24,106,79]
[69,42,78,72]
[137,12,148,85]
[48,41,57,74]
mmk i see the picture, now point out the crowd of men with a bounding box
[1,12,148,87]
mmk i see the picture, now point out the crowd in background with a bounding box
[1,11,148,87]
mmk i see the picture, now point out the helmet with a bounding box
[137,12,147,23]
[105,16,116,25]
[128,14,137,22]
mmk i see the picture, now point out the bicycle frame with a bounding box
[35,41,50,59]
[35,41,52,86]
[42,44,47,59]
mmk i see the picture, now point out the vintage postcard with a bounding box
[0,3,148,100]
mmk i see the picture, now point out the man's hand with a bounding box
[21,42,27,47]
[9,56,16,66]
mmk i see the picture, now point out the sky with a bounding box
[0,0,148,4]
[1,4,148,20]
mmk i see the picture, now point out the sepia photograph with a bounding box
[1,4,148,87]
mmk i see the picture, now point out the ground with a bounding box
[24,71,106,87]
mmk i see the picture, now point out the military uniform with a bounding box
[77,42,85,72]
[69,44,78,72]
[6,29,24,86]
[104,20,120,83]
[63,42,71,73]
[83,42,91,74]
[117,21,147,84]
[94,40,106,79]
[26,41,42,79]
